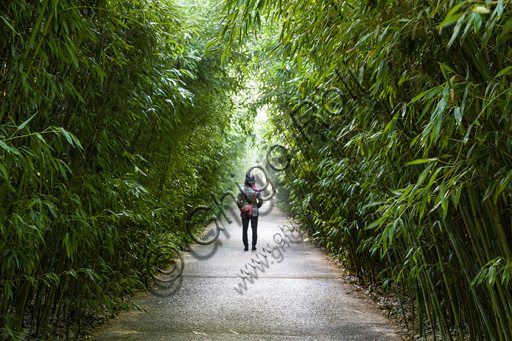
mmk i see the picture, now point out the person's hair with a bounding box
[245,173,255,185]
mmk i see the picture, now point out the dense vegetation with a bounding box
[4,0,512,338]
[0,0,252,338]
[220,0,512,339]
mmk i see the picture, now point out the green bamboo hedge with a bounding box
[221,0,512,339]
[0,0,250,338]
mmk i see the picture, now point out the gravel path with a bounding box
[94,203,400,340]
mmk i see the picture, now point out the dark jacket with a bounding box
[237,184,262,217]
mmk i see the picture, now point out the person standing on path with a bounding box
[237,173,263,251]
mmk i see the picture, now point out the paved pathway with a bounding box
[94,202,399,340]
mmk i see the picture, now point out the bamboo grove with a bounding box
[0,0,253,338]
[220,0,512,339]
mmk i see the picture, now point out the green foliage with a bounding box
[0,0,251,338]
[220,0,512,338]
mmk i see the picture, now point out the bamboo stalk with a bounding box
[431,223,464,338]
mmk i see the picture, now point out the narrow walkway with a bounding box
[94,202,399,340]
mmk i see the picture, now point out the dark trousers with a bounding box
[242,216,258,247]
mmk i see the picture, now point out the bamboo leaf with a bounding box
[0,163,8,179]
[18,113,38,130]
[406,158,438,165]
[454,107,462,125]
[0,141,20,155]
[495,66,512,78]
[494,171,512,202]
[448,14,465,48]
[439,3,465,28]
[58,127,83,149]
[0,15,20,36]
[497,0,504,16]
[438,62,456,75]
